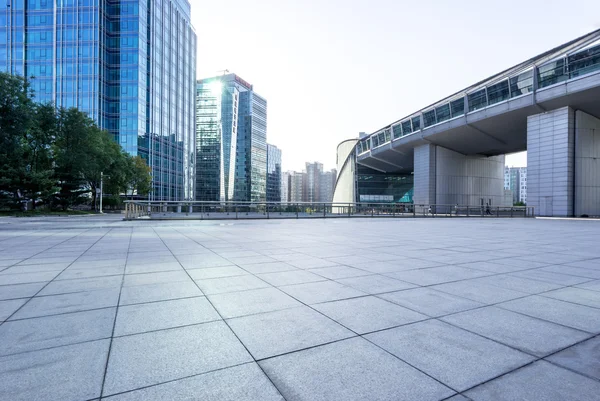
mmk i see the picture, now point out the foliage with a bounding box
[0,72,153,211]
[514,201,526,207]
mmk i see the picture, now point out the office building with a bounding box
[504,167,527,205]
[195,73,267,202]
[290,171,305,203]
[266,144,282,202]
[281,171,291,203]
[1,0,197,201]
[320,169,337,203]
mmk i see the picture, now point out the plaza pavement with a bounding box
[0,215,599,400]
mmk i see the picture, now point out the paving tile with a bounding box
[0,298,27,321]
[208,287,302,319]
[509,269,593,286]
[540,265,600,279]
[313,296,427,334]
[56,265,125,280]
[227,306,354,359]
[187,265,248,280]
[0,339,109,401]
[279,280,366,304]
[465,361,600,401]
[344,260,421,273]
[498,295,600,333]
[563,258,600,270]
[0,308,115,355]
[454,261,531,274]
[308,265,371,280]
[125,262,183,274]
[547,336,600,380]
[366,319,534,391]
[119,281,203,305]
[541,287,600,308]
[378,287,483,317]
[10,288,120,319]
[115,296,220,336]
[38,275,123,296]
[256,270,327,286]
[442,306,591,356]
[103,363,284,401]
[194,274,270,295]
[0,271,58,285]
[335,274,416,294]
[286,257,340,269]
[577,279,600,292]
[259,337,454,401]
[431,281,529,304]
[472,274,562,294]
[386,266,491,286]
[178,255,233,269]
[0,282,45,301]
[122,271,191,287]
[103,321,252,396]
[237,261,297,274]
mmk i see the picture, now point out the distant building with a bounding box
[267,144,282,202]
[320,169,337,203]
[281,171,291,203]
[504,167,527,204]
[305,162,323,203]
[195,73,267,202]
[290,172,305,203]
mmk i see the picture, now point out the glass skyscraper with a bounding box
[196,73,267,202]
[0,0,196,201]
[266,144,281,202]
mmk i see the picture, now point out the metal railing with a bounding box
[123,201,534,220]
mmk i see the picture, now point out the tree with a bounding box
[52,108,96,210]
[126,156,152,199]
[0,73,36,209]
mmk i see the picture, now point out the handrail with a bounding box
[123,201,534,220]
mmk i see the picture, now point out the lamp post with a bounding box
[99,172,110,213]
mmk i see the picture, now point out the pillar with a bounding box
[527,107,575,217]
[574,110,600,217]
[413,143,504,213]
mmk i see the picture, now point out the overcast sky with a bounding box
[191,0,599,171]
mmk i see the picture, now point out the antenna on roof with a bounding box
[216,69,229,76]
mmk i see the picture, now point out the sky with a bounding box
[191,0,600,172]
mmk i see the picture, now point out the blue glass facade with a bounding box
[0,0,196,201]
[196,73,267,202]
[266,144,281,202]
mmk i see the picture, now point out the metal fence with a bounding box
[123,201,534,220]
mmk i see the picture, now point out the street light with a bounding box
[99,172,110,214]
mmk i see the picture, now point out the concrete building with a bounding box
[320,169,337,203]
[195,73,267,202]
[281,171,291,203]
[1,0,197,201]
[289,171,305,203]
[267,144,282,202]
[504,167,527,205]
[336,29,600,216]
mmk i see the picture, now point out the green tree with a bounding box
[126,156,152,199]
[52,108,96,209]
[0,73,36,209]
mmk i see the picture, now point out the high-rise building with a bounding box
[1,0,197,201]
[281,171,291,203]
[290,171,305,203]
[504,167,527,204]
[320,169,337,203]
[266,144,282,202]
[195,73,267,202]
[305,162,323,202]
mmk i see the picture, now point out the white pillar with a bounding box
[574,110,600,217]
[527,107,575,217]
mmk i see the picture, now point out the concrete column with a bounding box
[413,144,504,213]
[413,144,436,210]
[575,111,600,217]
[527,107,575,217]
[435,147,505,208]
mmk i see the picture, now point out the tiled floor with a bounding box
[0,215,600,400]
